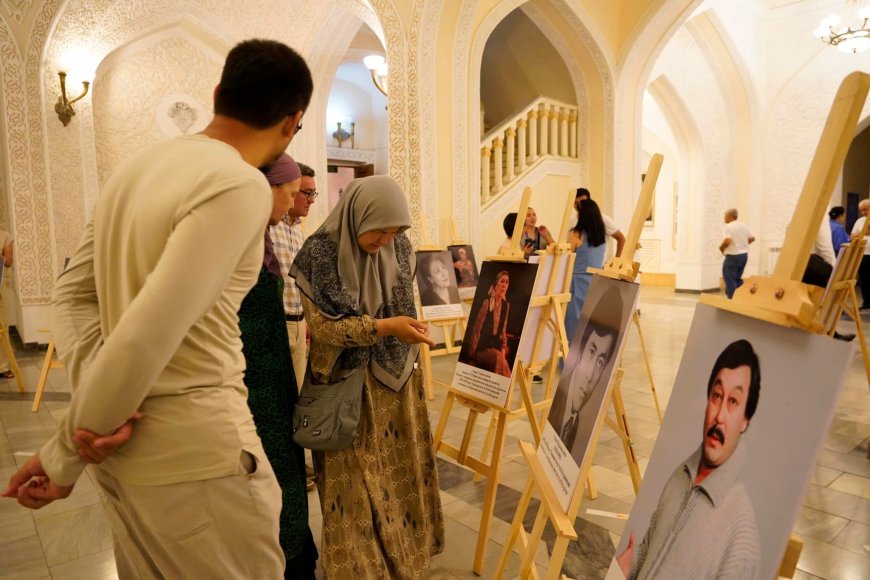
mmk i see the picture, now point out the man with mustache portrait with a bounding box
[616,339,762,580]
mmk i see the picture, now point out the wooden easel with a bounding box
[415,213,469,400]
[698,71,870,578]
[31,330,63,412]
[815,218,870,385]
[493,154,663,580]
[431,186,576,575]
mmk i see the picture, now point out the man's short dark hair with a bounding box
[215,39,313,129]
[503,212,518,237]
[707,339,761,420]
[575,187,591,200]
[298,162,315,178]
[578,287,624,367]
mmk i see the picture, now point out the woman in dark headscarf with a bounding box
[291,176,444,579]
[239,153,317,579]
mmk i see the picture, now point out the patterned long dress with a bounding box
[239,267,318,578]
[301,294,444,579]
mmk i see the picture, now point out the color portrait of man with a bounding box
[617,339,762,580]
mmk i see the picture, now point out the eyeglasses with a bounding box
[300,189,318,200]
[296,121,303,134]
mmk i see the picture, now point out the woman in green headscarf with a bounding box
[240,154,317,579]
[291,176,444,579]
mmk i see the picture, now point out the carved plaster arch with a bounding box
[297,9,372,229]
[453,0,612,249]
[0,13,39,307]
[415,0,444,245]
[613,0,704,226]
[647,75,705,266]
[519,3,588,177]
[685,10,760,229]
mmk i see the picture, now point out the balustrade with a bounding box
[479,97,580,206]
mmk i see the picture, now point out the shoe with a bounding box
[532,374,543,384]
[833,332,856,342]
[0,370,13,379]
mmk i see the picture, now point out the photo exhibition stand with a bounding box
[431,186,575,575]
[698,70,870,579]
[815,217,870,385]
[493,154,663,580]
[31,331,62,412]
[416,212,470,401]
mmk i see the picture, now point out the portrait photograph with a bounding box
[606,304,854,580]
[448,244,480,298]
[537,277,640,511]
[415,250,463,320]
[452,260,538,406]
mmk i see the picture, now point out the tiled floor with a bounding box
[0,288,867,579]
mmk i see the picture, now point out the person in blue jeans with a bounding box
[719,209,755,299]
[565,198,607,345]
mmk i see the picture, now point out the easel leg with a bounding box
[586,472,598,500]
[544,536,572,580]
[494,475,535,578]
[633,310,662,423]
[473,415,497,483]
[421,343,434,401]
[847,286,870,387]
[777,535,803,579]
[433,391,455,450]
[519,504,548,576]
[473,412,508,576]
[611,377,642,494]
[32,338,56,413]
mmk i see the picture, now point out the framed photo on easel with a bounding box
[538,276,640,511]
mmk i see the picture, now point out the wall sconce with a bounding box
[332,121,355,148]
[362,55,388,97]
[55,71,90,126]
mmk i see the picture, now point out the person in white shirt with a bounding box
[270,162,317,389]
[851,199,870,310]
[803,218,836,288]
[719,209,755,299]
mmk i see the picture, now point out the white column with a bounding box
[481,146,492,203]
[493,136,504,194]
[528,111,538,162]
[559,110,569,156]
[517,119,527,172]
[539,104,549,157]
[569,113,578,158]
[549,109,558,155]
[505,127,516,182]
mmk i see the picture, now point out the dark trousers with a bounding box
[802,254,834,289]
[723,253,748,299]
[858,255,870,308]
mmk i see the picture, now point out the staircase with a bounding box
[480,96,580,208]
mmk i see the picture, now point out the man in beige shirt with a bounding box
[2,40,313,578]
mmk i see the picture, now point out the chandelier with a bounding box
[814,1,870,54]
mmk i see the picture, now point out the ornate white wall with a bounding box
[2,0,870,342]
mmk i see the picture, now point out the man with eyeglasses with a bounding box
[271,162,317,391]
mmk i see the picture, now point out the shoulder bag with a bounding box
[291,366,365,451]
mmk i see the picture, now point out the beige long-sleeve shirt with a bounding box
[40,134,272,487]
